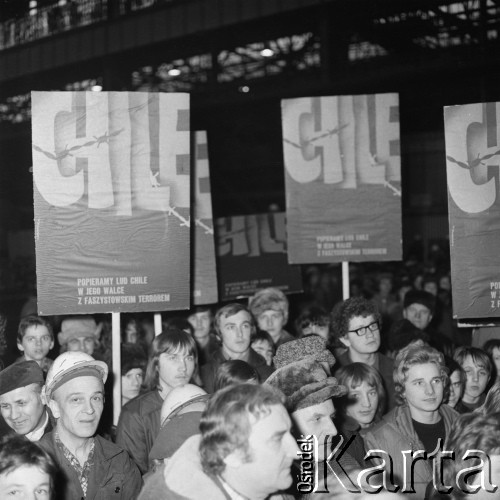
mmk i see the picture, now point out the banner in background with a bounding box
[32,91,190,315]
[192,131,218,305]
[445,102,500,321]
[282,93,402,263]
[216,212,303,301]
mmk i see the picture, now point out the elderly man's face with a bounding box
[226,404,298,499]
[0,383,45,435]
[292,399,338,461]
[50,376,104,439]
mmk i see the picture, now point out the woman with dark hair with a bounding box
[0,433,58,499]
[116,328,198,474]
[335,362,386,464]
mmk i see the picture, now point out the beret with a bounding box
[0,361,44,396]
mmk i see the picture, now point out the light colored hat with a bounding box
[43,351,108,401]
[161,384,208,423]
[58,316,102,346]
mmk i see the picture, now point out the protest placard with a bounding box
[192,131,218,305]
[282,93,402,263]
[445,102,500,320]
[216,212,303,300]
[32,91,190,315]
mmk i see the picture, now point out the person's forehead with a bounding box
[221,310,252,323]
[406,362,440,379]
[462,355,486,369]
[450,370,462,381]
[0,385,36,403]
[349,380,373,392]
[259,308,282,316]
[406,303,430,313]
[0,465,50,485]
[24,325,50,336]
[348,314,375,328]
[293,398,335,420]
[69,335,94,341]
[125,367,143,376]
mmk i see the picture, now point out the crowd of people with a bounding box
[0,272,500,499]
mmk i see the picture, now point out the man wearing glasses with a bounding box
[333,297,396,411]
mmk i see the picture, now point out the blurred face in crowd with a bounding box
[404,303,433,330]
[18,325,54,362]
[341,315,380,356]
[50,376,104,440]
[345,381,379,429]
[447,369,464,409]
[124,320,138,344]
[251,339,274,366]
[226,404,298,499]
[403,363,444,422]
[187,311,212,341]
[0,384,45,435]
[379,278,392,296]
[257,309,285,341]
[121,368,143,402]
[219,310,253,359]
[423,282,438,297]
[157,348,195,395]
[66,336,95,356]
[292,399,337,462]
[461,355,490,404]
[302,322,330,341]
[491,347,500,377]
[0,465,51,500]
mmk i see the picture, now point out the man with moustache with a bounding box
[39,351,142,500]
[200,303,273,392]
[0,360,53,440]
[333,297,396,410]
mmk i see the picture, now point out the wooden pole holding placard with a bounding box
[154,313,162,336]
[342,261,350,301]
[112,312,121,426]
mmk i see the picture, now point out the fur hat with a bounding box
[403,290,436,314]
[273,335,336,369]
[266,357,346,412]
[58,316,102,346]
[0,360,44,396]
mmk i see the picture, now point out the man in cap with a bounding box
[140,383,298,500]
[58,315,101,356]
[39,351,142,500]
[0,360,53,440]
[266,336,362,499]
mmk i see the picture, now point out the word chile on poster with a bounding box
[445,102,500,320]
[216,212,303,301]
[32,91,190,315]
[282,93,402,264]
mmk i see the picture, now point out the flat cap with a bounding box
[0,361,44,396]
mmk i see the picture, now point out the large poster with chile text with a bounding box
[32,92,190,315]
[282,94,402,263]
[216,212,303,301]
[445,102,500,321]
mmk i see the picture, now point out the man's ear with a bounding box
[49,340,55,350]
[339,335,350,348]
[402,309,408,320]
[48,398,61,419]
[17,342,25,353]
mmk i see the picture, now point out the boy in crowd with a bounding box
[17,315,54,374]
[251,330,275,366]
[57,315,102,356]
[294,305,331,341]
[0,434,58,499]
[453,346,492,412]
[364,340,458,497]
[187,306,220,366]
[249,288,295,347]
[333,297,396,410]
